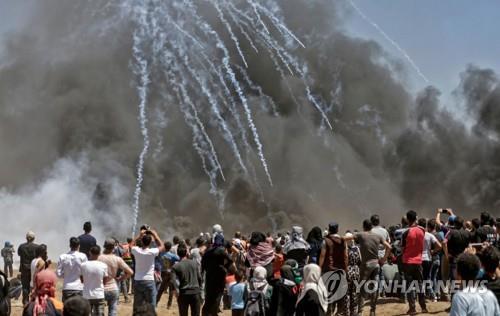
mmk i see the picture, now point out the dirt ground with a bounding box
[9,268,450,316]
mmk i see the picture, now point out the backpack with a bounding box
[0,271,10,316]
[244,287,267,316]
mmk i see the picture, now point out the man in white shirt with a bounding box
[81,245,109,316]
[56,237,88,302]
[132,227,165,316]
[450,253,500,316]
[98,238,133,316]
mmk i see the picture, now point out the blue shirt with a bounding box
[229,282,246,310]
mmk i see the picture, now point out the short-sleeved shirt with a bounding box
[57,251,87,291]
[354,232,384,264]
[422,232,438,262]
[476,226,497,244]
[78,234,97,258]
[371,226,390,258]
[131,247,159,281]
[81,260,108,299]
[98,254,131,291]
[402,226,425,264]
[450,288,500,316]
[229,282,246,310]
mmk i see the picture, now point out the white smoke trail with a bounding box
[346,0,430,84]
[131,5,151,236]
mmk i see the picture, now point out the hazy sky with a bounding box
[1,0,499,107]
[343,0,500,107]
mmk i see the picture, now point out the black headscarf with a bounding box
[306,227,323,243]
[250,232,267,246]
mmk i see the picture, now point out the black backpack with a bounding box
[0,271,10,316]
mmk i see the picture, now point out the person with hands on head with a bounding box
[131,226,164,316]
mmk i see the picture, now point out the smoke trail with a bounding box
[346,0,431,84]
[131,5,151,236]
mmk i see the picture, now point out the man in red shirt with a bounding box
[402,210,428,315]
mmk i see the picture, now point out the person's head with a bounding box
[195,237,205,248]
[34,269,57,299]
[471,218,481,230]
[173,236,180,245]
[184,238,191,247]
[69,237,80,251]
[417,218,427,228]
[456,253,481,282]
[36,244,48,259]
[127,237,133,244]
[253,266,267,281]
[465,220,473,231]
[370,214,380,227]
[250,232,266,246]
[213,224,223,234]
[141,234,153,248]
[303,264,322,285]
[177,246,188,259]
[454,216,464,229]
[83,222,92,234]
[26,231,35,242]
[400,216,408,228]
[89,245,101,260]
[362,219,373,232]
[406,210,417,224]
[481,211,491,226]
[427,219,437,232]
[275,244,282,254]
[103,238,115,253]
[234,231,242,239]
[266,232,272,238]
[164,241,172,252]
[64,295,91,316]
[235,270,245,283]
[328,222,339,235]
[478,246,500,275]
[224,241,233,253]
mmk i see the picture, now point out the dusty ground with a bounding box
[9,268,449,316]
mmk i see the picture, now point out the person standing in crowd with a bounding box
[345,232,361,316]
[419,218,442,302]
[120,237,134,303]
[18,231,38,305]
[443,215,471,286]
[477,245,500,302]
[98,239,133,316]
[30,244,49,294]
[79,222,97,259]
[1,242,15,278]
[132,228,165,316]
[345,219,391,316]
[246,232,275,279]
[172,246,203,316]
[370,215,391,297]
[449,253,500,316]
[270,265,299,316]
[426,219,443,302]
[306,227,323,265]
[245,266,273,315]
[81,246,109,316]
[23,269,63,316]
[56,237,87,302]
[229,270,247,316]
[157,241,179,309]
[402,210,428,315]
[477,212,497,244]
[201,231,233,316]
[283,226,310,269]
[318,222,347,316]
[295,264,328,316]
[171,236,181,257]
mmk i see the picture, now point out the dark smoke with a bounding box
[0,0,499,254]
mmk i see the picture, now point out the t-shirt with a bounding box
[402,226,425,264]
[98,254,131,291]
[17,242,39,271]
[131,247,159,281]
[371,226,390,258]
[78,234,97,258]
[172,259,202,295]
[476,226,497,244]
[81,260,108,300]
[450,287,500,316]
[354,232,384,264]
[56,251,87,291]
[229,282,246,310]
[422,232,438,262]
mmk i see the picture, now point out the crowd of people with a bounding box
[0,209,500,316]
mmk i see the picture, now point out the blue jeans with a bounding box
[134,280,157,315]
[104,290,119,316]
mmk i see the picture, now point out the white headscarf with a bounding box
[297,264,328,313]
[250,266,269,293]
[283,226,310,253]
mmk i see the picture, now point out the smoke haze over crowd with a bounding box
[0,0,499,256]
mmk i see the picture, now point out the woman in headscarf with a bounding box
[295,264,328,316]
[306,227,324,264]
[345,232,361,316]
[246,232,275,279]
[270,265,299,316]
[23,270,63,316]
[283,226,310,269]
[247,266,273,314]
